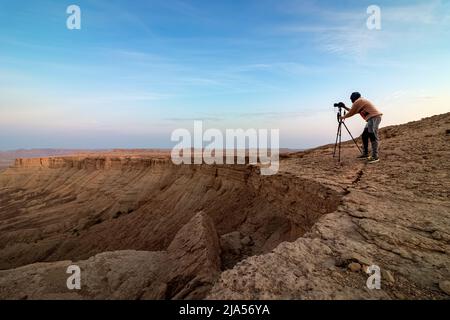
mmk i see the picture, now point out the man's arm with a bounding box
[336,102,350,111]
[342,103,359,120]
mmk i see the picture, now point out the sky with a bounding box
[0,0,449,150]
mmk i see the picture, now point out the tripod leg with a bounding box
[342,122,362,153]
[333,122,341,157]
[339,122,342,162]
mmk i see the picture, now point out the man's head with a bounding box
[350,92,361,103]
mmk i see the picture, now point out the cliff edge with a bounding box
[0,113,449,299]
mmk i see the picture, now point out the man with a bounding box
[341,92,383,164]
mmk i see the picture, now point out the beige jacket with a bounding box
[345,98,383,121]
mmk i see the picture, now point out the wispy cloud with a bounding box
[1,0,448,149]
[165,116,224,122]
[381,1,448,25]
[238,111,310,118]
[273,0,450,60]
[70,93,170,104]
[164,110,313,123]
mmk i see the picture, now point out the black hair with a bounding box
[351,92,361,103]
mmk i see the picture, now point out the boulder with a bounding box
[165,212,221,299]
[438,281,450,296]
[348,263,362,273]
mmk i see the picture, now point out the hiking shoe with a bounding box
[357,154,369,160]
[367,157,380,164]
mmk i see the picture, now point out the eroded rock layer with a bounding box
[0,113,449,299]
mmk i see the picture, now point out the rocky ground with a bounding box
[0,113,449,300]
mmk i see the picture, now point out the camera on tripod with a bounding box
[332,101,361,162]
[333,102,346,122]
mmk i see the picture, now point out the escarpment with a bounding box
[0,155,341,299]
[1,113,449,300]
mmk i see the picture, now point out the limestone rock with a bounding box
[348,263,362,273]
[338,252,373,267]
[438,281,450,296]
[1,113,450,300]
[382,269,395,284]
[241,236,253,246]
[0,251,166,300]
[220,231,243,255]
[165,212,221,299]
[0,213,222,300]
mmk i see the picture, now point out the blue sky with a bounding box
[0,0,449,149]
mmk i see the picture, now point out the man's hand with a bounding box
[337,102,350,112]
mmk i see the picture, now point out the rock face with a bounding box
[0,157,339,272]
[0,113,449,300]
[0,251,166,300]
[209,113,450,300]
[0,212,220,300]
[439,281,450,296]
[164,212,221,299]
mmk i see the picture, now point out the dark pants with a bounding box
[362,116,382,158]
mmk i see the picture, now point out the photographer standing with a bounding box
[341,92,383,164]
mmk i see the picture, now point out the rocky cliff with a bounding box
[0,113,449,299]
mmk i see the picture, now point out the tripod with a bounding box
[333,106,362,162]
